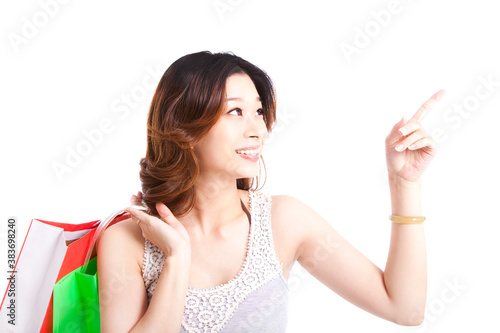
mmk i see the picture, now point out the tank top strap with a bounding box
[247,190,283,273]
[142,237,164,294]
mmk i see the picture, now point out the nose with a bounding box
[244,114,266,140]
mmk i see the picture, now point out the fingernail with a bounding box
[395,143,405,151]
[399,127,407,136]
[409,143,417,150]
[436,90,447,100]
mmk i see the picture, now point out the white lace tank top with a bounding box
[141,190,289,332]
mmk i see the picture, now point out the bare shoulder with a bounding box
[272,194,338,254]
[270,194,318,229]
[98,217,150,330]
[270,194,319,234]
[271,194,308,216]
[268,194,316,270]
[271,193,338,237]
[98,217,146,274]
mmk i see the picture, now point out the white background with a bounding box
[1,0,499,332]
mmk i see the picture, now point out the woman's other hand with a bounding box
[385,89,446,182]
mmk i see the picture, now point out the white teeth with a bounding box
[236,149,259,156]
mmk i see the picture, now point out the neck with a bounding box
[180,171,248,234]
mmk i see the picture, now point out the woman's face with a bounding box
[193,73,267,183]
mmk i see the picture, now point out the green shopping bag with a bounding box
[52,256,100,332]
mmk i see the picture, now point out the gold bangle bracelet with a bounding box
[389,215,426,224]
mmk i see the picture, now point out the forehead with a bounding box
[225,73,260,100]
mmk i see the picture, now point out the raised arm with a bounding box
[98,199,191,332]
[285,90,446,326]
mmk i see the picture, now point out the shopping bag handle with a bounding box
[82,204,148,273]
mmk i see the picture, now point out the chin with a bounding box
[226,156,261,180]
[235,167,260,180]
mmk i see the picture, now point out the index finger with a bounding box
[124,206,152,222]
[410,89,447,123]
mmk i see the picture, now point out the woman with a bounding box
[97,51,445,332]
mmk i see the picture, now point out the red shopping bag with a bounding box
[0,210,131,333]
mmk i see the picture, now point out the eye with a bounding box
[227,108,242,116]
[256,108,264,116]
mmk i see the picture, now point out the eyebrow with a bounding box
[225,97,261,102]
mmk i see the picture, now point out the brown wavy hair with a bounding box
[139,51,277,217]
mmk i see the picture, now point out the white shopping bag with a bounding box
[0,220,68,333]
